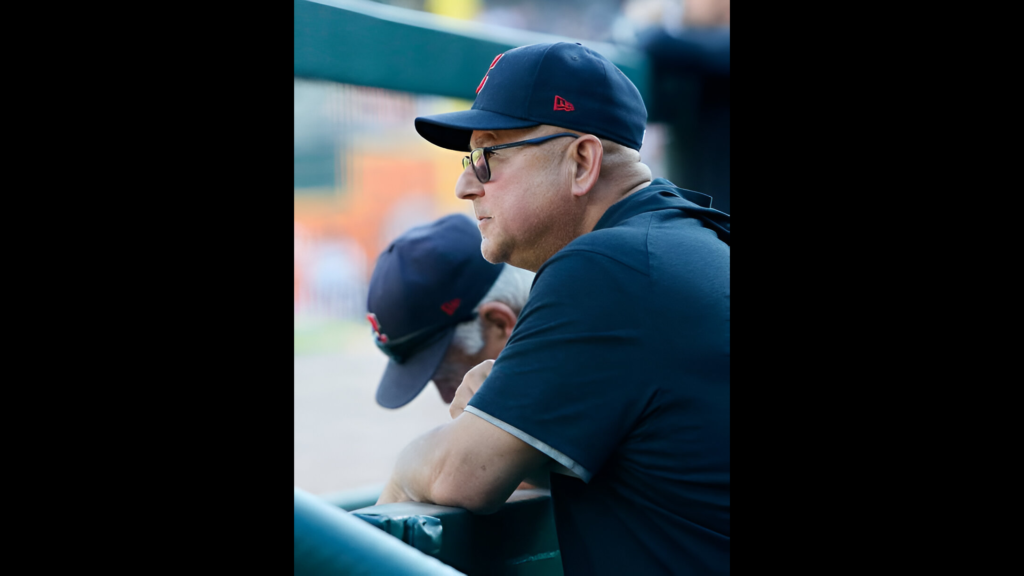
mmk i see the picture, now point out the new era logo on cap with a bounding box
[440,298,461,316]
[553,95,574,111]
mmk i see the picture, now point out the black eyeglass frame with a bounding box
[462,132,579,183]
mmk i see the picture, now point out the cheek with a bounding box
[495,179,550,235]
[433,353,476,393]
[508,197,559,247]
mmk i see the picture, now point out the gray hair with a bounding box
[451,264,535,355]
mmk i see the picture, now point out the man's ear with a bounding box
[569,135,603,198]
[478,301,517,340]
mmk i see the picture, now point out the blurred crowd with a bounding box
[372,0,729,44]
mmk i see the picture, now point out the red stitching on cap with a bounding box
[476,54,502,94]
[553,95,575,111]
[441,298,461,316]
[367,313,389,344]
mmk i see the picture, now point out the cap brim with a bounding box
[415,109,540,152]
[374,327,456,409]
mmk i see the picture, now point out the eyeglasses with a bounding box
[462,132,579,183]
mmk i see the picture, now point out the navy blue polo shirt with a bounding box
[465,179,730,576]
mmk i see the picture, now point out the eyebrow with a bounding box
[470,132,497,150]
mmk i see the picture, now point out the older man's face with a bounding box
[455,127,580,271]
[430,306,513,403]
[430,341,487,403]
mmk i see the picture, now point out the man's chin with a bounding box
[480,239,504,265]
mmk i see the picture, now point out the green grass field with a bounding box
[294,317,370,355]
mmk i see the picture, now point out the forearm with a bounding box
[380,423,527,512]
[375,413,552,513]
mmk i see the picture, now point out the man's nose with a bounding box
[455,166,484,200]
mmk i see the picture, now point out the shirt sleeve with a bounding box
[466,248,656,483]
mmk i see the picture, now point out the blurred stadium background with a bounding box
[295,0,728,494]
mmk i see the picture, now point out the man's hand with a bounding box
[449,359,494,419]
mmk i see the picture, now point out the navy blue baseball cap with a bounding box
[367,214,505,409]
[415,42,647,152]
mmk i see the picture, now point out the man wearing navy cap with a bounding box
[366,213,533,409]
[378,42,730,576]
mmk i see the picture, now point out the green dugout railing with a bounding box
[295,487,562,576]
[294,0,649,102]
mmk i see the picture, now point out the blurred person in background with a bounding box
[615,0,730,214]
[378,42,730,576]
[681,0,730,28]
[366,213,534,409]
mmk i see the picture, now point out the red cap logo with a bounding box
[440,298,461,316]
[553,95,575,111]
[476,53,504,94]
[366,313,389,344]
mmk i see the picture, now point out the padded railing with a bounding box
[319,482,384,511]
[350,488,563,576]
[294,487,464,575]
